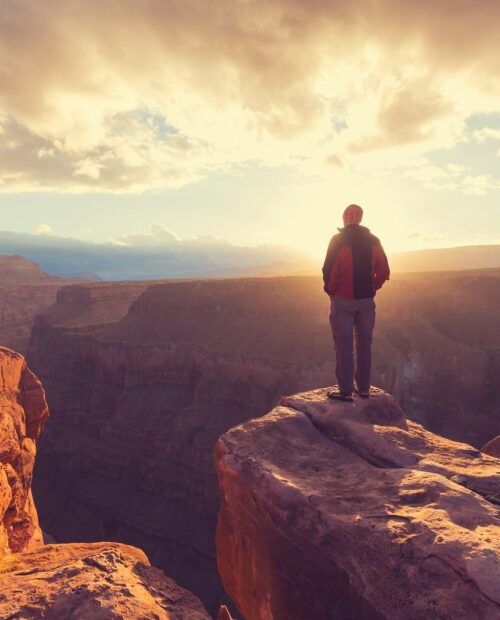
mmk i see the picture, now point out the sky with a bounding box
[0,0,499,258]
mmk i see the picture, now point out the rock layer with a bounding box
[0,542,210,620]
[216,388,500,620]
[0,346,48,555]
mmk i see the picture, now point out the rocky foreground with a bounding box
[0,542,210,619]
[216,388,500,620]
[0,346,210,619]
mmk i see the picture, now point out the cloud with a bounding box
[0,227,313,280]
[473,128,500,143]
[348,82,453,154]
[462,174,500,195]
[111,224,180,247]
[404,161,500,195]
[34,223,52,235]
[1,1,500,191]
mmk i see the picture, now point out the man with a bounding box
[322,204,390,401]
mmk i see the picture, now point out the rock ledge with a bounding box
[216,388,500,620]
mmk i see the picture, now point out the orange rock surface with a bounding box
[0,542,210,619]
[216,388,500,620]
[0,346,48,555]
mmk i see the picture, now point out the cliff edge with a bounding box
[216,388,500,620]
[0,346,210,619]
[0,346,48,554]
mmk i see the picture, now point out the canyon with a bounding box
[0,345,210,619]
[216,388,500,619]
[24,270,500,613]
[0,255,65,354]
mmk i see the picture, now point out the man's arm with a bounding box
[373,242,390,290]
[322,235,340,293]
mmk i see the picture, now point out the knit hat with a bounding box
[343,203,363,225]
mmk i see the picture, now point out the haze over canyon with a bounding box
[1,232,500,280]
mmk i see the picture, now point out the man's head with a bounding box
[343,204,363,226]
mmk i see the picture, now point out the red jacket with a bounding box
[322,225,390,299]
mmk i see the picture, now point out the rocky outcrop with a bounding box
[0,542,210,619]
[216,389,500,620]
[483,435,500,458]
[0,346,48,555]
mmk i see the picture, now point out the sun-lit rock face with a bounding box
[0,542,210,620]
[216,388,500,620]
[0,346,48,555]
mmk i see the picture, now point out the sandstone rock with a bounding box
[0,347,48,555]
[483,435,500,458]
[0,541,210,619]
[216,389,500,620]
[0,255,53,283]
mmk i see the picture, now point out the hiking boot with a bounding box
[354,385,370,398]
[327,387,353,402]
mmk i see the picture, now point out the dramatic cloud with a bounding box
[1,0,500,191]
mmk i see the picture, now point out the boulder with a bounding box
[0,541,210,619]
[216,388,500,620]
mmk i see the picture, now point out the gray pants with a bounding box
[329,295,376,395]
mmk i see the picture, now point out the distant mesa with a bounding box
[391,244,500,273]
[63,271,102,281]
[0,254,97,283]
[0,254,56,282]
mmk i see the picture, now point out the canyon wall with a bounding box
[0,346,48,554]
[216,388,500,620]
[27,271,500,612]
[0,345,210,619]
[0,255,65,354]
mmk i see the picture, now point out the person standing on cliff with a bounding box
[322,204,390,401]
